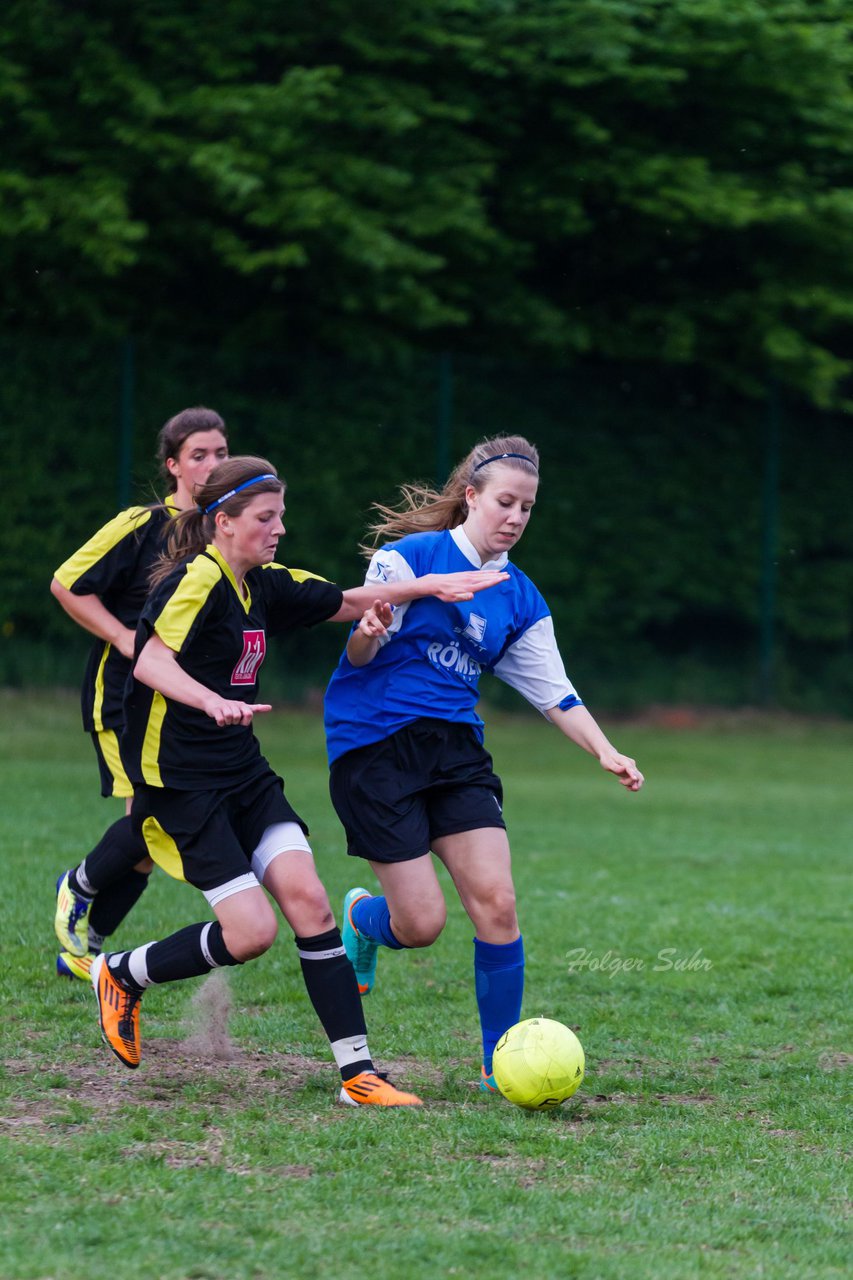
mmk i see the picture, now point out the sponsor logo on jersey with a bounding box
[461,612,487,644]
[426,639,483,680]
[231,630,267,685]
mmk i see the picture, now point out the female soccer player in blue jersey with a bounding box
[90,456,506,1107]
[51,407,229,981]
[324,434,644,1094]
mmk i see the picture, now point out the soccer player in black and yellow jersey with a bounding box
[91,455,506,1107]
[51,407,229,979]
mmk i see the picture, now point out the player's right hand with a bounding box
[205,698,272,726]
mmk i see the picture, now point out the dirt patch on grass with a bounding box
[2,1034,444,1135]
[578,1090,715,1111]
[818,1051,851,1072]
[2,1040,329,1131]
[2,970,445,1133]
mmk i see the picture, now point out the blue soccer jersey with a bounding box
[324,526,582,763]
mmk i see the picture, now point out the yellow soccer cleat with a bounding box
[56,951,95,982]
[339,1071,422,1107]
[54,871,93,957]
[91,953,142,1069]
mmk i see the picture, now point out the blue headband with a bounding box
[199,473,277,516]
[473,452,538,473]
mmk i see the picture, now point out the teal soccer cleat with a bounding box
[342,887,378,996]
[479,1066,499,1094]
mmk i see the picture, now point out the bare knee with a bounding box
[393,901,447,949]
[470,884,518,939]
[224,915,278,962]
[281,881,335,938]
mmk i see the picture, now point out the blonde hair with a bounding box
[149,456,283,587]
[363,434,539,553]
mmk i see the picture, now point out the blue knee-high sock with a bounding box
[351,895,405,950]
[474,935,525,1074]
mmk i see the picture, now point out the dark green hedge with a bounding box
[4,336,851,714]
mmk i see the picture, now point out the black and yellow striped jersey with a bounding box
[122,544,343,790]
[54,502,177,733]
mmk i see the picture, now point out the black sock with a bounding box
[110,921,239,990]
[295,927,372,1081]
[72,816,148,893]
[89,870,150,943]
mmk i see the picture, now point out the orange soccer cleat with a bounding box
[339,1071,422,1108]
[91,953,143,1069]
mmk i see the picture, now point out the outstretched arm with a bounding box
[50,579,136,659]
[546,704,644,791]
[134,634,271,727]
[331,568,508,623]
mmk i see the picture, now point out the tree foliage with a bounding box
[2,0,852,402]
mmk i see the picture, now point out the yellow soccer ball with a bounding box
[492,1017,585,1110]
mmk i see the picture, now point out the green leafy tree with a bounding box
[1,0,851,402]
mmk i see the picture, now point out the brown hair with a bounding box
[150,456,283,587]
[363,434,539,553]
[156,406,228,494]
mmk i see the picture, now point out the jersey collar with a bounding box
[449,524,509,571]
[205,543,253,613]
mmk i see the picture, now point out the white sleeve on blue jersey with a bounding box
[364,547,416,643]
[492,615,583,714]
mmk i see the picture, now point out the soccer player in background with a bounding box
[90,456,506,1106]
[324,434,644,1094]
[51,406,229,980]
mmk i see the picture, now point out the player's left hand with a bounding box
[203,696,273,727]
[600,751,644,791]
[427,569,509,602]
[358,600,393,638]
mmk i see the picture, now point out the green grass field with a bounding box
[1,691,850,1280]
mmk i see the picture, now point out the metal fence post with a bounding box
[759,379,780,705]
[118,336,135,507]
[436,351,453,485]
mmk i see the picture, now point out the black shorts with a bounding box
[92,729,134,799]
[133,769,308,893]
[329,718,505,864]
